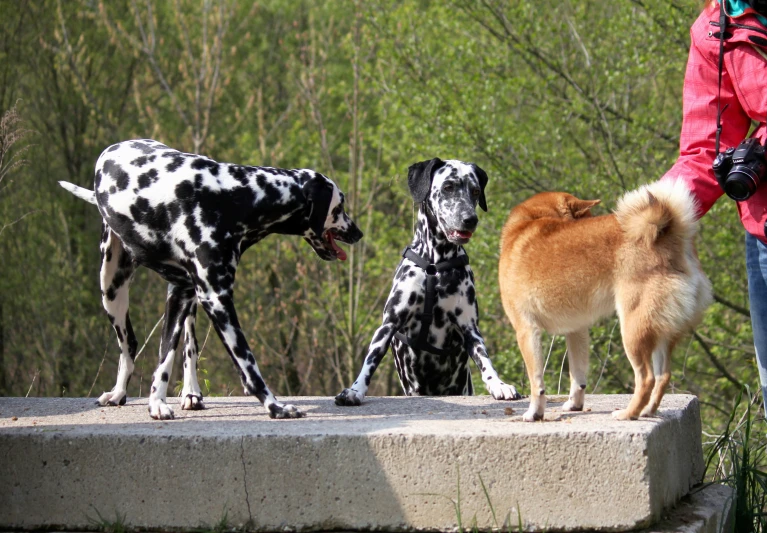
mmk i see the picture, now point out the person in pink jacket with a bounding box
[662,0,767,405]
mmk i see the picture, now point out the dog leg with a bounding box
[463,368,474,395]
[336,323,396,406]
[97,226,138,407]
[640,337,676,417]
[516,324,546,421]
[563,329,590,412]
[181,300,205,411]
[147,283,197,420]
[197,289,303,419]
[464,327,520,400]
[613,326,656,421]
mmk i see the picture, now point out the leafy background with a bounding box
[0,0,756,442]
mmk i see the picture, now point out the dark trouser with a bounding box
[746,232,767,409]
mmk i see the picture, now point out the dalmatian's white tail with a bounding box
[58,181,96,205]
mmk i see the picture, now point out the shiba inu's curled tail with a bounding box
[59,181,97,205]
[615,179,699,248]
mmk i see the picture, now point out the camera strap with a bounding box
[715,0,729,155]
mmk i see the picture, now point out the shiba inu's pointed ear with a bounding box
[408,158,445,204]
[472,164,489,212]
[569,198,601,218]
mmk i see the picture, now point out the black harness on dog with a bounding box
[393,246,469,357]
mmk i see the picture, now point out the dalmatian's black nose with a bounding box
[347,224,364,244]
[462,213,478,230]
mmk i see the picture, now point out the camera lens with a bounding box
[724,166,761,201]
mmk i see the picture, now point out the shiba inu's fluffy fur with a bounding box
[498,180,712,421]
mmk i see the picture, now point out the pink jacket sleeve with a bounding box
[661,8,753,217]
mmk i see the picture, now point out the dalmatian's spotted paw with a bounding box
[611,409,638,421]
[182,394,205,410]
[268,403,305,419]
[486,380,521,401]
[148,398,175,420]
[335,388,364,406]
[96,390,127,407]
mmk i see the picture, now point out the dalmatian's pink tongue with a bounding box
[450,230,473,241]
[327,232,347,261]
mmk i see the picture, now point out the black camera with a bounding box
[747,0,767,17]
[712,137,767,201]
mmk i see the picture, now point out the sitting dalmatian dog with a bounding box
[335,158,519,404]
[60,139,362,420]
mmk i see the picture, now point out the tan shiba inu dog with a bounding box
[498,180,712,421]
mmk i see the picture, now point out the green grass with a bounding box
[87,506,128,533]
[422,467,527,533]
[705,387,767,532]
[478,475,525,533]
[86,505,248,533]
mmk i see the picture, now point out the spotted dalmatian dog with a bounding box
[60,139,362,420]
[335,158,519,405]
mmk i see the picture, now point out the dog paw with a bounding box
[611,409,638,421]
[96,390,127,407]
[181,394,205,410]
[522,409,544,422]
[268,403,305,419]
[640,406,658,417]
[148,398,175,420]
[335,388,364,406]
[562,400,584,412]
[487,381,521,401]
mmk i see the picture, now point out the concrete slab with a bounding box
[0,394,704,532]
[636,483,733,533]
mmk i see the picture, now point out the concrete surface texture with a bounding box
[636,484,732,533]
[0,394,705,532]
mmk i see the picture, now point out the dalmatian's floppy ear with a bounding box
[408,158,445,204]
[472,164,489,212]
[303,175,334,237]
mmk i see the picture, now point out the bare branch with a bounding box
[455,0,677,146]
[713,293,751,318]
[695,333,756,356]
[693,331,745,389]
